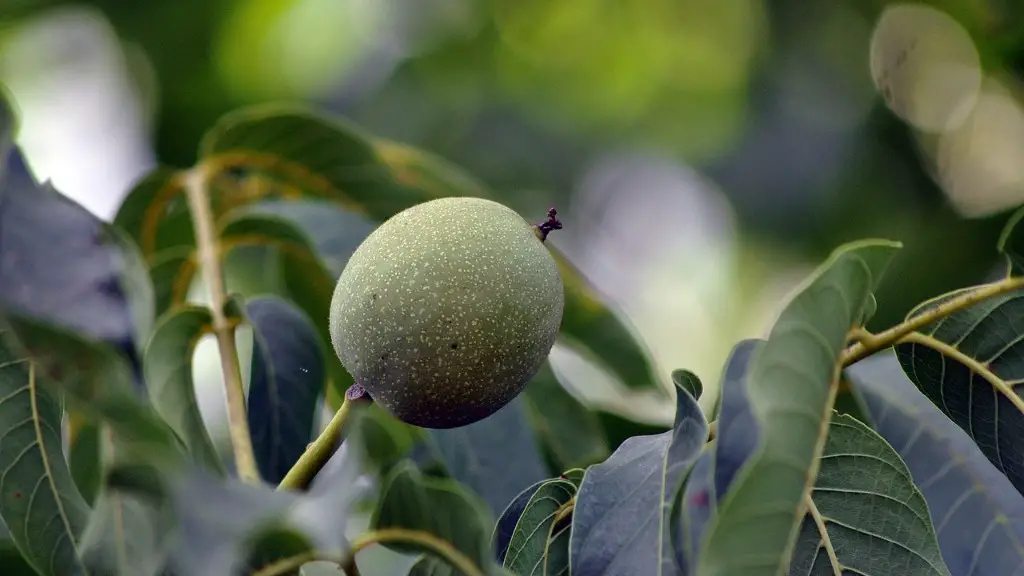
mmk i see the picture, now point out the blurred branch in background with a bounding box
[1,0,1022,420]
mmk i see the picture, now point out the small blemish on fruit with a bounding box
[450,342,459,350]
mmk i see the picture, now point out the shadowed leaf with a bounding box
[569,377,707,576]
[67,415,102,505]
[697,240,900,576]
[373,460,495,575]
[427,397,547,517]
[850,351,1024,576]
[493,480,547,565]
[502,478,575,575]
[0,321,90,575]
[144,305,225,474]
[245,296,325,484]
[894,285,1024,494]
[0,145,154,390]
[522,363,608,471]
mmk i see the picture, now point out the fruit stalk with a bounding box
[277,384,370,491]
[183,165,261,484]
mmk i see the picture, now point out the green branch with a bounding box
[277,384,367,491]
[182,165,260,484]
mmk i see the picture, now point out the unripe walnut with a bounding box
[329,197,565,428]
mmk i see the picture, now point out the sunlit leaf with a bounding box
[697,240,900,576]
[570,376,707,575]
[850,351,1024,576]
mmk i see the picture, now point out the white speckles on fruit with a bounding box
[328,196,565,429]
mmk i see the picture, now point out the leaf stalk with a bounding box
[182,165,260,484]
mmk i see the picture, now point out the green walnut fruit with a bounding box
[329,196,565,428]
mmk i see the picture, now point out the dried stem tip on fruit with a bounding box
[533,207,563,242]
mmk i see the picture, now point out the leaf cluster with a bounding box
[1,87,1023,576]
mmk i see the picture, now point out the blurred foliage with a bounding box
[2,0,1024,346]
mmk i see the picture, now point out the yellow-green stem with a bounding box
[277,397,354,491]
[183,166,260,484]
[842,275,1024,366]
[349,528,484,576]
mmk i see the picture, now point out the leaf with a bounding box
[0,321,90,575]
[671,370,702,401]
[502,479,575,575]
[0,145,153,387]
[102,442,365,576]
[113,167,191,258]
[427,396,548,517]
[697,239,901,576]
[712,339,764,500]
[672,446,714,574]
[849,351,1024,576]
[521,363,609,471]
[0,532,39,576]
[997,204,1024,275]
[143,305,225,474]
[3,316,182,464]
[245,296,325,484]
[787,413,949,575]
[893,285,1024,493]
[67,415,103,505]
[569,376,708,576]
[373,460,494,574]
[493,480,547,565]
[241,525,315,574]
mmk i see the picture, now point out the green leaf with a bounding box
[502,478,575,575]
[373,460,495,575]
[893,285,1024,494]
[220,210,348,401]
[244,296,325,484]
[241,525,315,574]
[697,239,901,576]
[427,397,548,517]
[671,370,702,401]
[67,415,102,505]
[113,167,191,258]
[787,413,949,575]
[143,305,225,474]
[849,351,1024,576]
[997,204,1024,275]
[493,480,547,565]
[521,363,609,471]
[0,321,90,575]
[0,531,39,576]
[570,376,708,575]
[3,316,182,465]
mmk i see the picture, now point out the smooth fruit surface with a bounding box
[329,196,565,428]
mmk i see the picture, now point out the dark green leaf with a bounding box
[997,204,1024,275]
[697,239,900,576]
[544,523,570,576]
[427,397,547,517]
[0,534,38,576]
[560,468,585,489]
[712,339,763,499]
[492,480,546,565]
[790,413,948,575]
[0,321,90,575]
[67,416,102,505]
[849,351,1024,576]
[113,167,191,259]
[894,286,1024,493]
[245,296,325,484]
[144,305,225,474]
[521,363,608,471]
[502,479,575,575]
[3,317,182,464]
[356,403,419,475]
[146,247,193,318]
[242,525,315,574]
[570,377,708,575]
[671,370,702,401]
[373,460,494,574]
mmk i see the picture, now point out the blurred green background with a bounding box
[1,0,1021,425]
